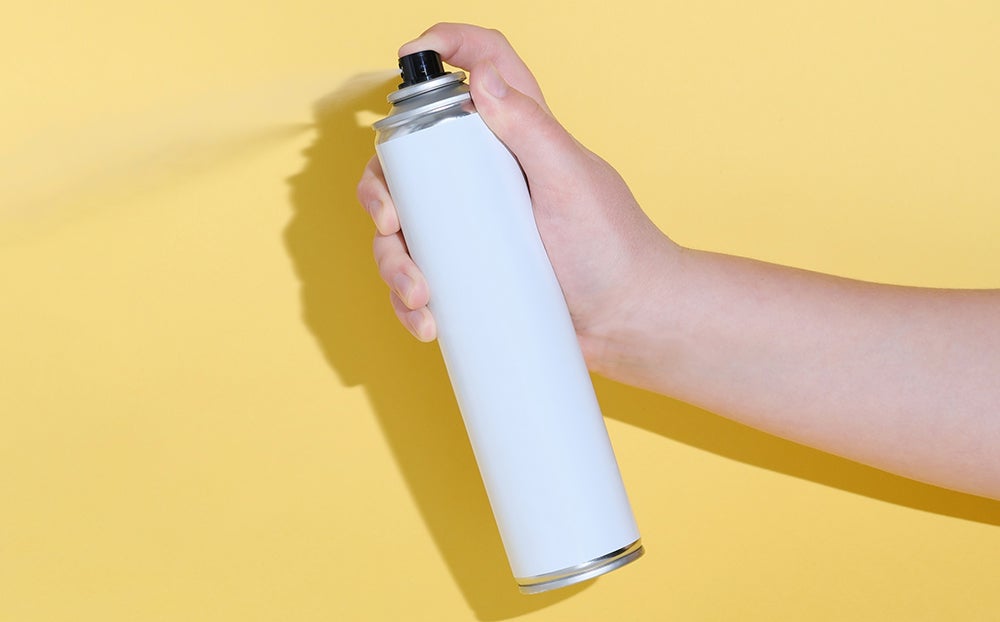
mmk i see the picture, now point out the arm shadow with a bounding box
[593,377,1000,526]
[283,74,588,621]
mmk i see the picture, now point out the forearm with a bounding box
[595,244,1000,499]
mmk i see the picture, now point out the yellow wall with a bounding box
[2,2,998,620]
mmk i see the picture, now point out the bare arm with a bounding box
[358,23,1000,500]
[594,245,1000,499]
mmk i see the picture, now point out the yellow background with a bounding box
[2,2,999,620]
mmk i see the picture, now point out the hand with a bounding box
[357,23,676,370]
[358,24,1000,501]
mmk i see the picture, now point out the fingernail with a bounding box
[410,308,435,342]
[393,272,414,304]
[480,63,509,99]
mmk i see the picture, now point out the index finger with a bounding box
[398,23,550,112]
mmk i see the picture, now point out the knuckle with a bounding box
[356,180,368,206]
[372,235,390,268]
[486,27,509,44]
[356,171,375,205]
[372,234,403,275]
[479,27,511,55]
[377,259,398,284]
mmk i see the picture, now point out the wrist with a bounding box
[580,234,694,389]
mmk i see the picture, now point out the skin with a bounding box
[357,23,1000,500]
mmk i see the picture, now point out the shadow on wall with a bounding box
[283,74,1000,617]
[594,378,1000,526]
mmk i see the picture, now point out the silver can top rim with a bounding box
[373,92,472,132]
[387,71,467,104]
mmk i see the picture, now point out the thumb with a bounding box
[469,62,582,181]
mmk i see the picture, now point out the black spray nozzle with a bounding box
[398,50,449,88]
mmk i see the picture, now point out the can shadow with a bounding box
[283,73,588,621]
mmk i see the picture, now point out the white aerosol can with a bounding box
[372,51,642,594]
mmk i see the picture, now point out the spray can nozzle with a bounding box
[398,50,449,88]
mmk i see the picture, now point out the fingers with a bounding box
[359,156,437,342]
[467,61,583,187]
[399,23,549,111]
[372,231,430,310]
[398,25,582,186]
[373,230,435,342]
[363,160,430,311]
[390,292,437,342]
[357,155,400,236]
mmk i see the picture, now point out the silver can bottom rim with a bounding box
[516,538,644,595]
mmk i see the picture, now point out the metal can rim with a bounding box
[373,92,473,133]
[516,538,645,594]
[387,71,467,104]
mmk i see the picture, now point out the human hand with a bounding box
[357,23,676,370]
[359,24,1000,500]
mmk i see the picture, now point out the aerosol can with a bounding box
[372,50,643,594]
